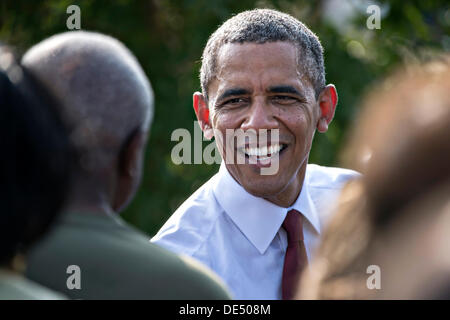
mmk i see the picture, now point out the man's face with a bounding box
[206,42,321,207]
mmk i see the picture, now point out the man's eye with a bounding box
[223,98,247,106]
[272,95,297,104]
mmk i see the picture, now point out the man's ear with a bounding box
[119,130,145,178]
[316,84,338,133]
[114,129,146,212]
[193,92,214,140]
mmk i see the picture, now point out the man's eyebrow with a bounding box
[267,85,306,100]
[217,88,251,102]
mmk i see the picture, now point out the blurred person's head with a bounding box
[193,9,338,207]
[344,55,450,228]
[298,55,450,299]
[0,47,72,269]
[22,31,154,213]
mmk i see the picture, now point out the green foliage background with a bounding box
[1,0,448,236]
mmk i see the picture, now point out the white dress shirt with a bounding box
[151,163,359,299]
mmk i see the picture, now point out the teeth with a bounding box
[244,144,283,157]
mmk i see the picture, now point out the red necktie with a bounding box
[281,209,308,300]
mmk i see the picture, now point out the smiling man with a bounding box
[152,9,359,299]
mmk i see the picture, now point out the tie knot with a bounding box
[282,209,304,243]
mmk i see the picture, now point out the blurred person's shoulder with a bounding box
[0,268,66,300]
[26,210,230,299]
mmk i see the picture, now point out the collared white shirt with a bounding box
[151,163,359,299]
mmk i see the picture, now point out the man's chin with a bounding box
[240,179,286,200]
[227,165,292,201]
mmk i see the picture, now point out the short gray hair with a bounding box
[200,9,326,100]
[22,31,153,171]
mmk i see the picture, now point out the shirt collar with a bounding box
[290,168,321,235]
[212,163,320,255]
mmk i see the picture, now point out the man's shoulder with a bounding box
[26,212,230,299]
[0,269,66,300]
[306,163,361,190]
[305,164,360,225]
[29,212,150,254]
[26,214,153,278]
[151,173,223,256]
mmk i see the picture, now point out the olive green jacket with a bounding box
[26,211,231,300]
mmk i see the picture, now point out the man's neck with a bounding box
[63,200,116,218]
[264,163,307,208]
[64,177,116,218]
[264,183,302,208]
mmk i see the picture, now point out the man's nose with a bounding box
[241,97,278,130]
